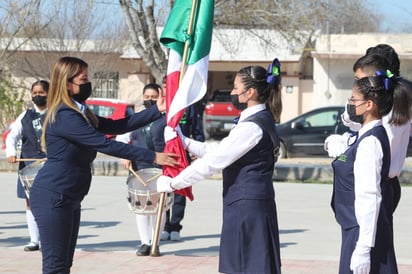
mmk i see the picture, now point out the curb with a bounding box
[2,157,412,184]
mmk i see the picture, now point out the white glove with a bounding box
[164,125,177,143]
[350,244,371,274]
[342,106,362,132]
[175,125,188,149]
[324,134,347,157]
[156,175,174,193]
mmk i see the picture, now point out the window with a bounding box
[93,71,119,98]
[300,110,339,128]
[87,105,115,117]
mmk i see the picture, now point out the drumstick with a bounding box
[128,167,147,187]
[16,158,47,162]
[146,173,162,184]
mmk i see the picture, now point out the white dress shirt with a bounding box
[171,104,266,189]
[5,105,46,158]
[354,119,384,248]
[326,110,410,178]
[382,111,411,178]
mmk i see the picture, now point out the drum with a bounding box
[18,160,45,199]
[126,168,174,215]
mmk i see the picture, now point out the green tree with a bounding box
[0,75,24,130]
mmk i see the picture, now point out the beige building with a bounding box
[4,32,412,124]
[312,33,412,109]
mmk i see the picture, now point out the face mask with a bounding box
[341,104,361,132]
[346,103,364,124]
[143,99,157,109]
[72,82,92,102]
[32,95,47,107]
[231,94,247,111]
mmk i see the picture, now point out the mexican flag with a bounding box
[160,0,214,201]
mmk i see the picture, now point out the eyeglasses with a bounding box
[347,98,366,104]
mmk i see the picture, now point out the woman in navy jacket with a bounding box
[29,56,177,274]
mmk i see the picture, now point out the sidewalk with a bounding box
[1,172,411,273]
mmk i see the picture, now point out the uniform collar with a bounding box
[238,104,266,123]
[72,99,87,113]
[33,104,47,115]
[358,119,382,138]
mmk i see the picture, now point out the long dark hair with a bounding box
[354,75,394,117]
[353,53,412,126]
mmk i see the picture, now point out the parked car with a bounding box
[203,89,241,139]
[86,98,135,138]
[276,106,347,158]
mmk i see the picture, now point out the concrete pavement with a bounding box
[1,172,412,273]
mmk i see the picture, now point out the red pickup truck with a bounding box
[203,89,241,139]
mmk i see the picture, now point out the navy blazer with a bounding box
[32,104,162,200]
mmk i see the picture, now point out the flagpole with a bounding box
[151,0,199,257]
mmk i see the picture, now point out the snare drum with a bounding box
[18,160,45,199]
[126,168,174,215]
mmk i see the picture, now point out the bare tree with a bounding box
[214,0,379,36]
[0,0,56,130]
[118,0,380,86]
[10,0,130,96]
[118,0,169,83]
[0,0,131,130]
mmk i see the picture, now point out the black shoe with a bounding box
[136,244,151,256]
[24,242,40,251]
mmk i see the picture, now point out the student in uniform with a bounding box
[157,59,283,274]
[29,56,178,274]
[331,73,400,274]
[6,80,49,251]
[117,83,167,256]
[325,44,412,213]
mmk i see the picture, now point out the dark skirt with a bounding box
[339,225,398,274]
[219,199,281,274]
[17,177,27,199]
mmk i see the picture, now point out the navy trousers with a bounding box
[30,187,81,274]
[164,193,186,232]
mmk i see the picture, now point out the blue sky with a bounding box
[372,0,412,32]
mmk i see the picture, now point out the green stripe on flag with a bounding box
[160,0,214,65]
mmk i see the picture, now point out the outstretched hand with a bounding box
[154,152,179,167]
[156,92,166,113]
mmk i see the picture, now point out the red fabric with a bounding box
[163,70,194,201]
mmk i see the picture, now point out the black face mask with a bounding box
[231,94,247,111]
[346,103,364,124]
[72,82,92,102]
[143,99,157,109]
[32,95,47,107]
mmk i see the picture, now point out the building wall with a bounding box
[17,34,412,125]
[313,34,412,109]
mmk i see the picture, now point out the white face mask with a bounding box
[341,104,362,132]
